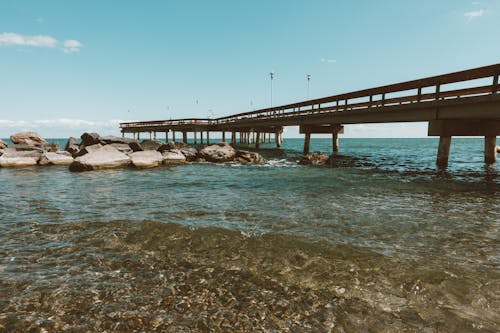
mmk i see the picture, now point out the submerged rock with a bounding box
[298,152,331,166]
[65,137,80,155]
[80,132,103,147]
[0,139,7,149]
[140,140,163,151]
[69,145,131,172]
[199,142,236,163]
[39,152,74,166]
[130,151,163,168]
[10,131,48,146]
[158,142,188,152]
[162,150,187,164]
[236,150,266,164]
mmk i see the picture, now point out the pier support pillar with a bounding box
[303,132,311,155]
[149,132,152,140]
[172,131,176,142]
[222,131,226,142]
[194,131,197,144]
[275,132,281,148]
[207,131,210,145]
[332,131,339,154]
[436,136,452,168]
[137,132,140,140]
[165,131,169,143]
[485,136,497,164]
[122,132,125,138]
[255,132,261,149]
[231,132,236,144]
[154,132,157,140]
[200,131,204,144]
[182,131,187,144]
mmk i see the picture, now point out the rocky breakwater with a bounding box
[67,133,267,172]
[0,132,71,167]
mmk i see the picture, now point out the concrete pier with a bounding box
[436,136,452,168]
[485,136,497,164]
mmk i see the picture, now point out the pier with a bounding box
[121,64,500,167]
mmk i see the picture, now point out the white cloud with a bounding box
[321,58,337,64]
[464,9,485,21]
[63,39,83,53]
[0,32,82,53]
[0,32,57,47]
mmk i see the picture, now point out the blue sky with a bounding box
[1,0,499,138]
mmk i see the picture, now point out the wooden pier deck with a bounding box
[121,64,500,167]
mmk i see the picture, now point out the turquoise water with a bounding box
[1,138,499,332]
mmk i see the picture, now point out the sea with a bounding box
[0,138,498,332]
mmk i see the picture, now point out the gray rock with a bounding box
[39,152,74,166]
[2,147,43,159]
[109,143,133,155]
[140,140,163,151]
[69,145,131,172]
[158,142,188,152]
[74,143,103,157]
[65,137,80,155]
[101,135,137,145]
[162,150,186,164]
[199,142,236,163]
[298,152,331,166]
[236,150,266,164]
[180,147,198,161]
[129,142,143,152]
[130,151,163,168]
[0,156,39,167]
[80,132,103,146]
[10,132,48,146]
[0,139,7,149]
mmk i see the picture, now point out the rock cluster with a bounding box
[0,131,267,171]
[298,152,332,166]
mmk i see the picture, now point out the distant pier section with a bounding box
[121,64,500,167]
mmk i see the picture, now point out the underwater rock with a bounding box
[236,150,266,164]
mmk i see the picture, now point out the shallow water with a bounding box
[0,138,499,332]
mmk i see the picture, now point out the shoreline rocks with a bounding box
[39,152,74,166]
[10,131,48,146]
[199,142,236,163]
[130,151,163,168]
[69,145,131,172]
[298,152,331,166]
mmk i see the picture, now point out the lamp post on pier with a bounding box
[270,71,275,106]
[307,74,311,99]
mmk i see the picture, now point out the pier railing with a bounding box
[120,63,500,129]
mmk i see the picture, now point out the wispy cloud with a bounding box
[321,58,337,64]
[0,32,83,53]
[35,17,45,24]
[464,8,485,22]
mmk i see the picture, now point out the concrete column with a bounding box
[275,132,281,148]
[436,136,452,168]
[255,132,261,149]
[239,132,242,143]
[231,131,236,144]
[222,131,226,142]
[194,131,197,144]
[485,136,497,164]
[137,132,140,140]
[303,132,311,155]
[165,131,169,142]
[332,131,339,153]
[154,132,157,140]
[122,132,125,138]
[182,131,187,144]
[172,131,176,142]
[200,131,204,144]
[149,132,152,140]
[207,131,210,145]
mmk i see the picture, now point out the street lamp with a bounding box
[307,74,311,99]
[270,71,275,106]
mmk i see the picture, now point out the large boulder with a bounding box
[179,147,198,161]
[130,151,163,168]
[199,142,236,163]
[129,141,143,152]
[39,152,74,166]
[109,143,133,155]
[0,139,7,149]
[298,152,331,166]
[101,135,137,145]
[162,150,186,164]
[140,140,163,151]
[80,132,103,147]
[0,156,38,167]
[158,142,188,152]
[65,137,80,155]
[73,143,103,157]
[236,150,266,164]
[10,132,47,146]
[69,145,131,172]
[2,147,43,159]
